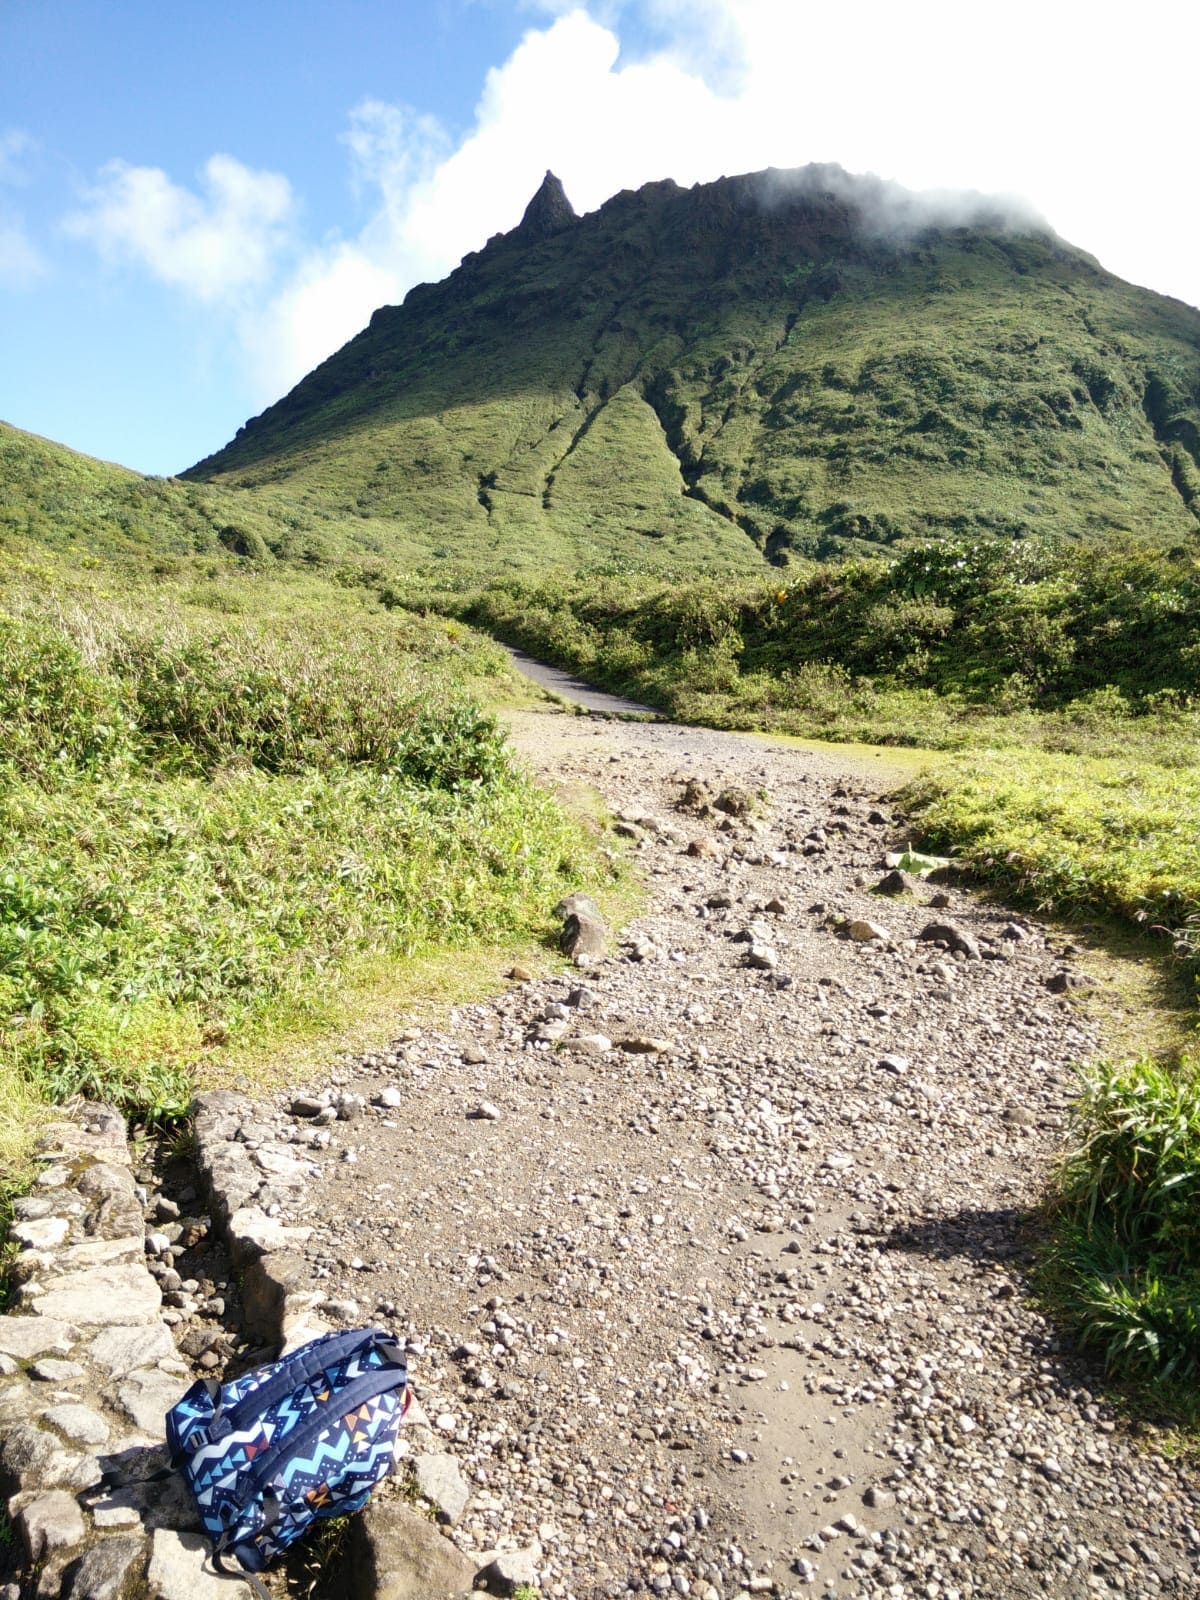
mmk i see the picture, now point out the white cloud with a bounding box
[66,0,1200,408]
[0,129,37,186]
[0,214,46,287]
[64,153,295,303]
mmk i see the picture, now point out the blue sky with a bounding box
[2,0,1197,475]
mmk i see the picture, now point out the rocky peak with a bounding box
[517,170,577,238]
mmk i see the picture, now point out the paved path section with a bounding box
[504,648,661,718]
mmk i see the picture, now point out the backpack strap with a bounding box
[220,1327,391,1438]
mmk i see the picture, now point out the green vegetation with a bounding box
[411,536,1200,970]
[1045,1056,1200,1398]
[186,168,1200,576]
[0,551,605,1187]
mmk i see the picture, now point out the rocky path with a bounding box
[198,707,1199,1599]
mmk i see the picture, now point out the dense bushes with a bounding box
[434,536,1200,714]
[0,579,596,1170]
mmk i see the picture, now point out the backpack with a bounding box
[165,1326,411,1584]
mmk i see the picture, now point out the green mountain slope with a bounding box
[186,164,1200,571]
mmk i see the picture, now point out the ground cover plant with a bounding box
[0,552,602,1186]
[1045,1055,1200,1399]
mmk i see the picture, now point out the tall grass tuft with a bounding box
[1048,1057,1200,1385]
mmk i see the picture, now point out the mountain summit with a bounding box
[518,170,577,238]
[187,165,1200,573]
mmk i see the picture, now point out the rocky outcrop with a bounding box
[515,170,577,238]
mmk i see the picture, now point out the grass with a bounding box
[0,551,612,1189]
[1042,1056,1200,1408]
[408,538,1200,998]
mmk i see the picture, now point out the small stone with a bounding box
[414,1451,471,1524]
[469,1101,501,1121]
[745,944,779,970]
[28,1359,85,1383]
[560,1033,612,1055]
[478,1546,541,1595]
[291,1095,326,1119]
[874,870,917,896]
[878,1054,909,1075]
[918,920,981,960]
[863,1485,895,1509]
[41,1403,110,1446]
[17,1491,86,1561]
[374,1087,403,1109]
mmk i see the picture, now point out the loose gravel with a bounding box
[198,709,1200,1600]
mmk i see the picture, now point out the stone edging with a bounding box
[191,1091,533,1599]
[0,1101,252,1599]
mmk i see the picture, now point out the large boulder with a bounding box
[350,1501,478,1600]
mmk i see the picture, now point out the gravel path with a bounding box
[226,708,1200,1599]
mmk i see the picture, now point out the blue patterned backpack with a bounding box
[166,1326,411,1585]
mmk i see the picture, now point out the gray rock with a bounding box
[41,1403,110,1446]
[115,1369,183,1438]
[29,1359,85,1383]
[0,1424,72,1494]
[10,1216,70,1251]
[24,1264,161,1327]
[478,1547,541,1593]
[561,910,606,960]
[146,1528,254,1598]
[0,1318,80,1360]
[291,1094,326,1118]
[374,1087,404,1109]
[225,1206,313,1269]
[1046,968,1093,993]
[874,869,918,896]
[415,1451,471,1523]
[553,891,602,921]
[918,920,981,960]
[745,944,779,970]
[62,1535,144,1599]
[16,1489,86,1560]
[468,1101,501,1122]
[240,1251,310,1341]
[559,1033,612,1055]
[351,1501,477,1600]
[87,1323,178,1375]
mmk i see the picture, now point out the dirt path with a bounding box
[227,705,1199,1599]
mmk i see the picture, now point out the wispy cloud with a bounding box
[0,216,46,288]
[64,154,295,304]
[0,129,37,186]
